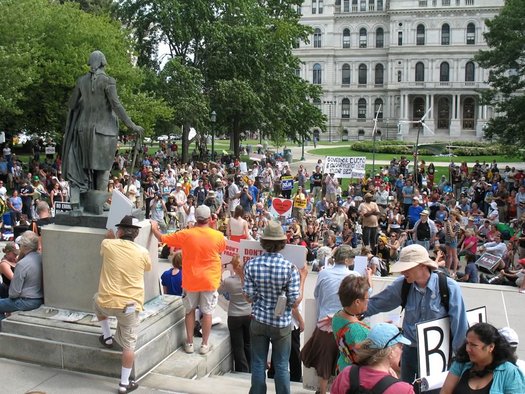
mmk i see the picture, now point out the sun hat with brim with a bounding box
[389,244,438,273]
[260,221,287,241]
[195,205,211,221]
[116,215,141,229]
[368,323,411,349]
[420,210,429,216]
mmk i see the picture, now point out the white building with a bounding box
[294,0,503,141]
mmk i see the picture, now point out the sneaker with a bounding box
[199,343,212,355]
[519,289,525,294]
[184,342,194,354]
[118,380,138,394]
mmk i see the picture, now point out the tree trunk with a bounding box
[181,123,191,163]
[233,117,241,158]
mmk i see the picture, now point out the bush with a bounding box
[351,141,503,156]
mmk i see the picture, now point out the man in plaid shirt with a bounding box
[243,221,305,394]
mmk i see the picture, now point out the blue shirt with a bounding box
[365,272,468,351]
[450,361,525,394]
[314,265,360,321]
[407,205,424,226]
[161,268,182,296]
[243,252,300,328]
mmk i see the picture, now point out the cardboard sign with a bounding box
[221,239,240,271]
[270,198,293,218]
[416,317,451,379]
[239,239,306,269]
[45,146,56,155]
[293,196,307,209]
[475,253,501,274]
[323,156,366,178]
[466,306,487,327]
[353,256,368,276]
[280,176,294,191]
[239,162,248,173]
[106,189,134,232]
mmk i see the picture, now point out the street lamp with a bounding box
[211,110,216,161]
[323,100,336,143]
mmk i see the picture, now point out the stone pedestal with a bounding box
[41,221,159,312]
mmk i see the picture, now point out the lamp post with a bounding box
[300,135,305,161]
[211,110,216,161]
[323,100,335,142]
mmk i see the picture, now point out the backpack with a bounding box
[346,365,399,394]
[400,271,450,313]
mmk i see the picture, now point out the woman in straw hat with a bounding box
[331,323,415,394]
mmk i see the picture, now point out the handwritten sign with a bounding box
[475,253,501,274]
[323,156,366,178]
[417,317,451,379]
[239,239,306,269]
[280,176,294,191]
[270,198,293,218]
[45,146,56,155]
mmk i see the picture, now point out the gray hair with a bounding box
[353,338,393,366]
[36,201,50,215]
[19,231,39,252]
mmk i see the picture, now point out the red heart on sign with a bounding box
[272,198,292,216]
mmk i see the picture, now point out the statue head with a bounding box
[87,50,107,73]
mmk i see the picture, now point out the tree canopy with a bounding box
[475,0,525,152]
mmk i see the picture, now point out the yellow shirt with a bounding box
[96,239,152,311]
[161,226,226,292]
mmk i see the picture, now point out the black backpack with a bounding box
[346,365,399,394]
[400,271,450,313]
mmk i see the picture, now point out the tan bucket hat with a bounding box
[260,221,287,241]
[390,244,438,273]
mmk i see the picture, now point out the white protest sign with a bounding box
[270,198,293,218]
[221,239,240,275]
[239,162,248,173]
[239,239,306,269]
[466,306,487,327]
[106,189,134,232]
[416,317,451,379]
[323,156,366,178]
[353,256,368,276]
[45,146,56,155]
[249,153,264,162]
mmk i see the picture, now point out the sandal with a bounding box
[99,335,114,349]
[118,380,138,394]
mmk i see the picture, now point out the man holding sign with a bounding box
[365,244,468,384]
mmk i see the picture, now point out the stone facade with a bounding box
[294,0,503,141]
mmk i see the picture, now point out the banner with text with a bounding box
[239,239,306,269]
[323,156,366,178]
[417,316,451,379]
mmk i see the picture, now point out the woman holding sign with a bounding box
[441,322,525,394]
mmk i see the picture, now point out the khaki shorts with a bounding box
[183,290,218,315]
[93,298,139,351]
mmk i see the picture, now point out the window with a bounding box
[319,0,324,14]
[463,98,475,129]
[360,0,366,11]
[313,63,322,84]
[359,28,367,48]
[343,0,350,12]
[465,61,475,82]
[467,23,475,45]
[295,67,301,77]
[342,64,351,85]
[314,28,322,48]
[352,0,358,11]
[397,70,402,82]
[413,97,426,120]
[359,64,367,85]
[342,98,350,118]
[343,28,351,48]
[377,0,383,11]
[312,0,323,14]
[358,98,367,119]
[374,98,383,119]
[292,38,300,49]
[437,97,450,129]
[375,64,384,85]
[398,31,403,46]
[312,0,317,14]
[441,24,450,45]
[440,62,450,82]
[416,24,425,46]
[313,98,321,108]
[442,0,450,5]
[415,62,425,82]
[376,28,384,48]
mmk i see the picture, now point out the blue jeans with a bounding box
[401,345,420,393]
[250,319,291,394]
[0,297,43,320]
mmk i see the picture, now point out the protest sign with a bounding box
[323,156,366,178]
[475,253,501,274]
[353,256,368,276]
[240,239,306,269]
[106,189,134,232]
[221,239,240,267]
[270,198,293,218]
[466,306,487,327]
[293,196,307,209]
[417,317,451,378]
[249,153,264,162]
[239,162,248,173]
[280,175,294,191]
[45,146,56,155]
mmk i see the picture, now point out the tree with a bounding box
[475,0,525,152]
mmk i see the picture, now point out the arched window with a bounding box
[342,63,351,85]
[374,64,384,85]
[358,98,367,119]
[374,98,383,119]
[463,97,475,129]
[441,24,450,45]
[416,24,425,46]
[358,64,367,85]
[376,28,384,48]
[466,23,475,45]
[437,97,450,129]
[359,28,367,48]
[440,62,450,82]
[342,98,350,118]
[415,62,425,82]
[465,61,475,82]
[343,28,351,48]
[314,28,322,48]
[313,63,322,84]
[413,97,426,121]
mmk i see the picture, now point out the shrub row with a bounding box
[350,141,502,156]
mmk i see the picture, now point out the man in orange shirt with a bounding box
[151,205,226,355]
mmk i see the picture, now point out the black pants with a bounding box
[228,315,251,372]
[362,226,378,251]
[268,326,302,382]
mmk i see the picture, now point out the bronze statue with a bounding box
[62,50,143,207]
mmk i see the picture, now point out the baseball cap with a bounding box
[368,323,411,349]
[195,205,211,221]
[498,327,519,347]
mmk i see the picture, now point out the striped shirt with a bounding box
[243,252,300,328]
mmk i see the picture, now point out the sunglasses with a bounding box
[383,328,403,349]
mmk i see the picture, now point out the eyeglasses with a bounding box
[383,328,403,349]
